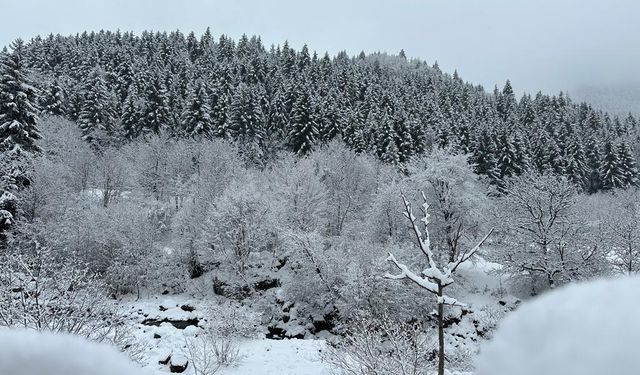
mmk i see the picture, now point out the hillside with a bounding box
[12,29,640,192]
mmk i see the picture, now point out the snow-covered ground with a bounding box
[122,295,329,375]
[115,257,510,375]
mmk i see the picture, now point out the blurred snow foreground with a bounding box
[0,329,144,375]
[476,276,640,375]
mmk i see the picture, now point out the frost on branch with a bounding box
[385,192,493,299]
[385,191,493,375]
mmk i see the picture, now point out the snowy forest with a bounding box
[1,29,640,375]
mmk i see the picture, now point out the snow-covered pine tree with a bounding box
[78,67,116,145]
[373,111,400,164]
[287,86,318,154]
[40,79,65,116]
[564,140,589,190]
[141,74,170,135]
[0,39,42,153]
[599,141,624,190]
[120,88,142,140]
[496,132,518,179]
[585,136,602,193]
[227,83,265,143]
[182,80,213,138]
[471,129,500,184]
[617,141,638,188]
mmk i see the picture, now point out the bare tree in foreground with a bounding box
[385,192,493,375]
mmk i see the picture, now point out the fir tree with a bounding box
[141,74,170,134]
[564,140,589,190]
[471,129,500,184]
[616,141,638,188]
[182,80,213,138]
[287,88,318,154]
[585,137,602,193]
[227,83,265,142]
[0,39,42,153]
[78,67,116,144]
[40,78,66,116]
[600,141,624,191]
[120,88,141,140]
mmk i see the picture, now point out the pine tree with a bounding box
[0,39,42,153]
[564,140,589,190]
[182,80,213,138]
[471,129,500,184]
[141,74,170,134]
[227,83,265,142]
[40,79,65,116]
[616,141,638,188]
[373,111,400,164]
[585,137,602,193]
[78,67,116,144]
[120,88,141,140]
[287,88,318,154]
[600,141,624,190]
[496,132,518,179]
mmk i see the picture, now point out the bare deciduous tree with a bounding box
[385,192,493,375]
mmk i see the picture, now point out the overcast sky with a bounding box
[2,0,639,97]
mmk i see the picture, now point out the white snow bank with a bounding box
[476,276,640,375]
[222,339,328,375]
[0,329,146,375]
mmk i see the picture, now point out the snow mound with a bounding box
[0,329,145,375]
[476,276,640,375]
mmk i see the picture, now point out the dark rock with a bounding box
[158,354,171,365]
[169,355,188,373]
[180,304,195,312]
[274,257,288,271]
[153,333,161,339]
[212,277,251,300]
[142,317,200,330]
[255,278,281,291]
[159,305,168,311]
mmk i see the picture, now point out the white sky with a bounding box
[2,0,639,96]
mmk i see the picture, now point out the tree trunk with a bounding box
[437,284,445,375]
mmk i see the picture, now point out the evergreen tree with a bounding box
[40,78,66,116]
[0,39,42,153]
[287,88,318,154]
[585,137,602,193]
[182,80,213,138]
[78,67,116,144]
[496,132,518,179]
[227,83,265,142]
[141,74,170,134]
[564,140,589,190]
[471,129,500,184]
[599,141,624,190]
[120,88,141,140]
[616,141,638,188]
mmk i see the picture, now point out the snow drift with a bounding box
[475,276,640,375]
[0,329,144,375]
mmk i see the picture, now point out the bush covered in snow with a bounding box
[476,276,640,375]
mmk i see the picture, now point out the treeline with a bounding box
[3,29,640,192]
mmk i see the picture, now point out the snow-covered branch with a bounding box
[385,252,440,295]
